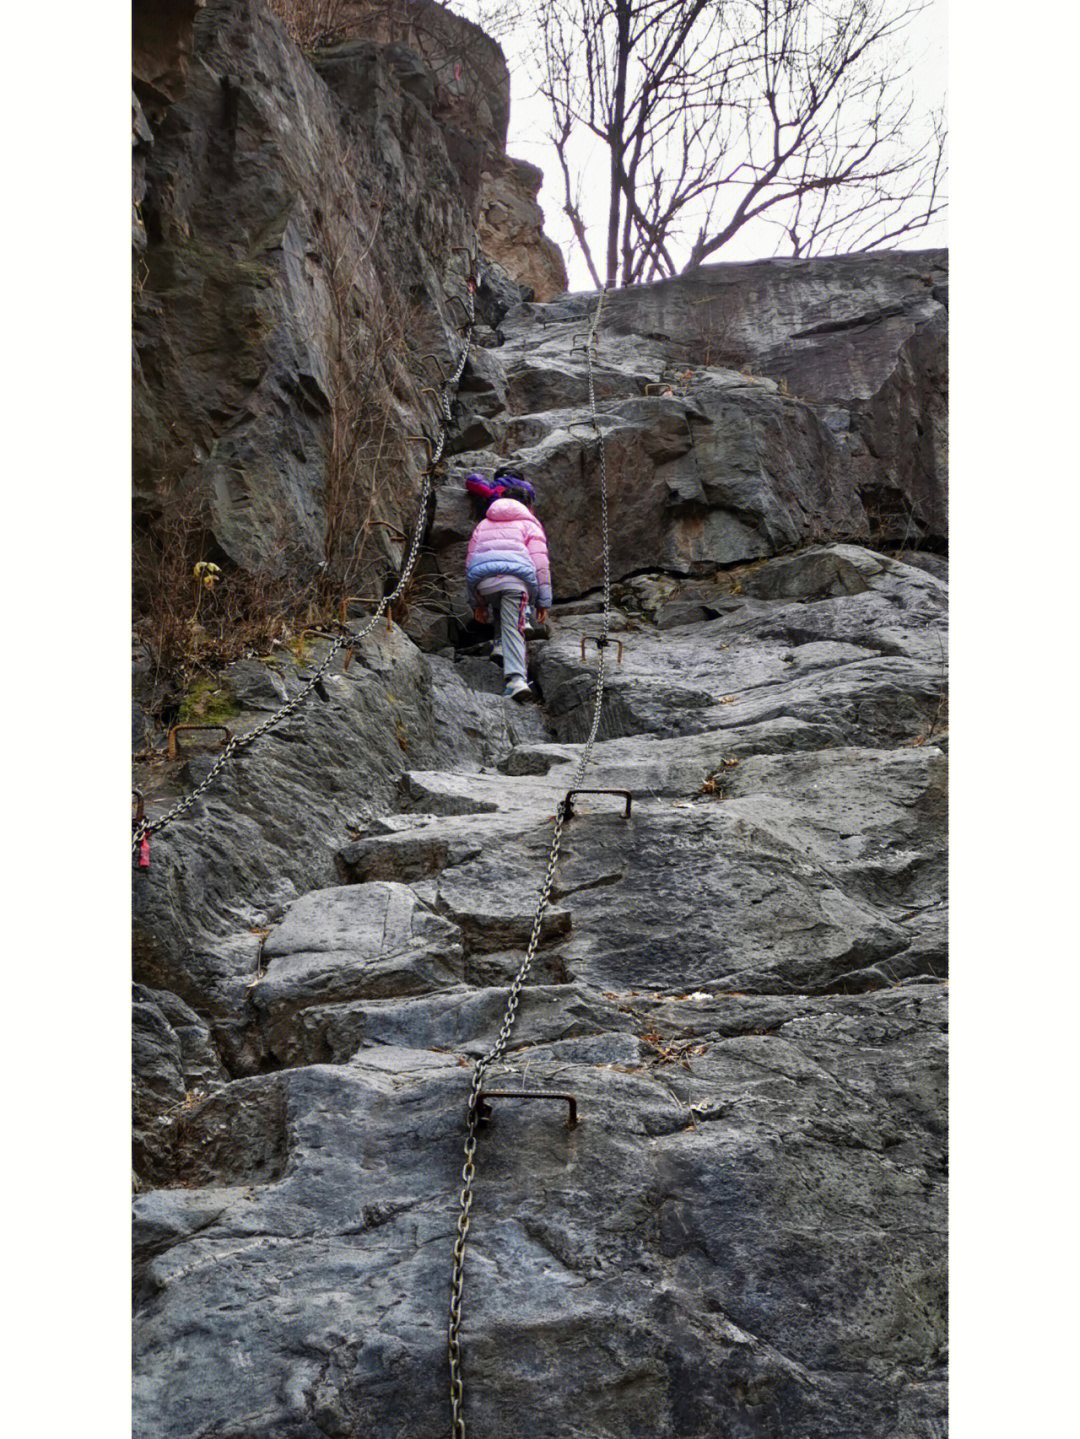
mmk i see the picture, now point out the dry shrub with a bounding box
[313,154,434,606]
[266,0,503,121]
[319,192,412,586]
[686,291,746,370]
[861,482,925,551]
[269,0,452,53]
[133,484,330,720]
[266,0,357,48]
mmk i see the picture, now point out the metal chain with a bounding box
[132,262,477,855]
[448,283,612,1438]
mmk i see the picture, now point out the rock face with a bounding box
[424,250,945,636]
[132,0,550,600]
[133,4,946,1434]
[478,155,569,301]
[597,252,948,542]
[134,546,946,1438]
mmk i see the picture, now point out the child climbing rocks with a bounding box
[465,469,552,702]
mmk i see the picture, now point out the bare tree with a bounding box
[527,0,945,286]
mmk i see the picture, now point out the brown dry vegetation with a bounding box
[268,0,412,49]
[134,161,432,712]
[134,0,493,720]
[267,0,487,69]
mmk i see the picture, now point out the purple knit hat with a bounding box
[465,469,536,505]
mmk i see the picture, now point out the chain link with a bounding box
[448,284,612,1438]
[132,261,478,856]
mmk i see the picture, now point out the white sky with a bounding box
[469,0,947,287]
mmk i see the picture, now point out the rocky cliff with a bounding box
[133,3,947,1435]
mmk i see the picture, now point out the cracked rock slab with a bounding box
[133,986,944,1439]
[250,884,465,1064]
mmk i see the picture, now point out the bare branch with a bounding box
[519,0,945,284]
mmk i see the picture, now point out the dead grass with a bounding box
[133,143,435,716]
[687,291,746,370]
[267,0,482,61]
[316,168,422,594]
[133,487,332,724]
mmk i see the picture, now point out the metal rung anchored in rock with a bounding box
[477,1090,579,1128]
[166,724,233,761]
[580,634,624,663]
[562,789,634,820]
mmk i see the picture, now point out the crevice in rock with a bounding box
[789,303,908,340]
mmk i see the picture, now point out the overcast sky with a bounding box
[460,0,947,288]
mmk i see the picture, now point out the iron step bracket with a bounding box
[580,634,624,663]
[450,244,477,284]
[167,724,232,761]
[477,1090,578,1129]
[340,594,390,620]
[446,294,472,332]
[419,353,448,382]
[367,520,408,540]
[406,433,434,461]
[451,252,477,289]
[563,789,633,821]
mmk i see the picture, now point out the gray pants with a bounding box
[485,584,528,681]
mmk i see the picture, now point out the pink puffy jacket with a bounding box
[465,498,553,609]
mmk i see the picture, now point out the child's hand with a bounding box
[536,608,548,624]
[473,605,490,625]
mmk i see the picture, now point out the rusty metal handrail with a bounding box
[419,352,448,382]
[406,433,434,461]
[339,594,383,624]
[446,294,472,330]
[367,520,408,540]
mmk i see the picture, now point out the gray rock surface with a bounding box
[423,251,944,626]
[594,252,947,543]
[133,14,946,1429]
[134,539,946,1438]
[133,0,519,594]
[134,989,944,1438]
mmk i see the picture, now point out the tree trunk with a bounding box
[605,0,631,286]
